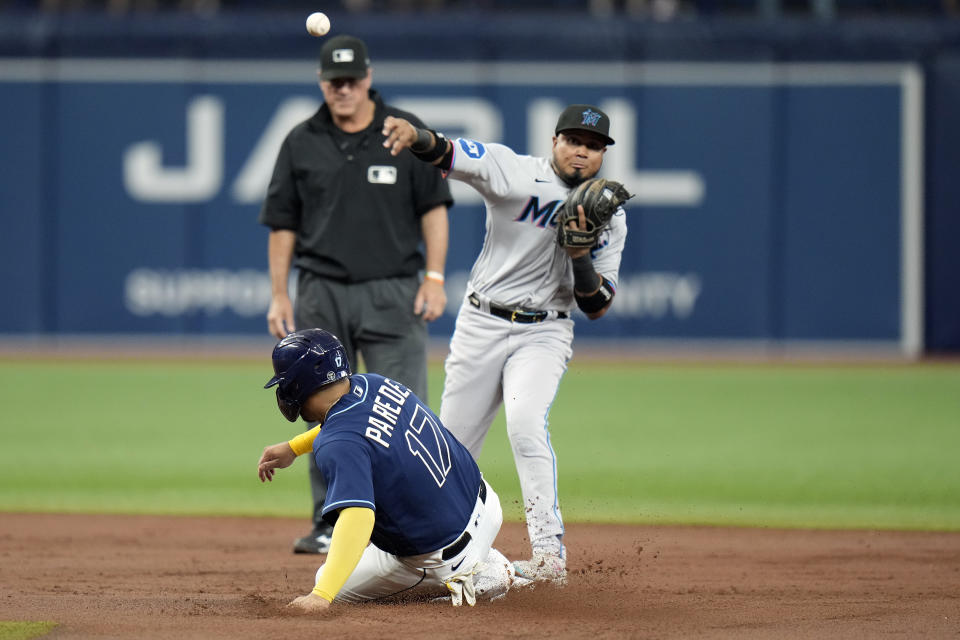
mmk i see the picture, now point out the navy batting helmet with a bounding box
[264,329,352,422]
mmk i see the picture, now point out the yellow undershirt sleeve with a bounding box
[311,507,375,602]
[287,425,322,457]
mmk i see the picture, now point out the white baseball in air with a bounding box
[306,12,330,37]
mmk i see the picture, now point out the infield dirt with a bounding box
[1,513,958,638]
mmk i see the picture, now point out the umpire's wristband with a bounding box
[571,254,601,295]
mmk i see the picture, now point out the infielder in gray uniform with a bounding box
[382,104,628,585]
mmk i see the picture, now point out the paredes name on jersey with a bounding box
[365,378,412,449]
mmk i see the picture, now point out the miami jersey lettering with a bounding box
[514,196,563,229]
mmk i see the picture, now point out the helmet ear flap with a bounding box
[276,389,301,422]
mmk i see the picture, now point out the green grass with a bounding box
[1,359,958,530]
[0,622,58,640]
[544,363,960,529]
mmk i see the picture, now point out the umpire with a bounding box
[259,34,453,554]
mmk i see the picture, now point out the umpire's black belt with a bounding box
[441,482,487,561]
[468,292,568,324]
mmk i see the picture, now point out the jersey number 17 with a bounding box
[405,405,452,488]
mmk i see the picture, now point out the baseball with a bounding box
[305,12,330,37]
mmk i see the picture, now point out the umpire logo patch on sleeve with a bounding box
[367,165,397,184]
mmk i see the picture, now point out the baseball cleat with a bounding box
[293,528,333,554]
[510,572,536,590]
[512,553,567,586]
[474,549,516,601]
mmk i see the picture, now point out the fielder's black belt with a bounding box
[468,292,569,324]
[441,482,488,561]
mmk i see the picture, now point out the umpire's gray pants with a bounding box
[294,270,429,529]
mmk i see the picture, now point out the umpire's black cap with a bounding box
[319,35,370,81]
[555,104,615,146]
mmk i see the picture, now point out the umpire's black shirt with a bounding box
[259,90,453,283]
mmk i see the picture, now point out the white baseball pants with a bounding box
[323,479,509,603]
[440,298,574,557]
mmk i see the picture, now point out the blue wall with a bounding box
[1,13,957,353]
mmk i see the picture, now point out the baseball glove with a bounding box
[556,178,633,248]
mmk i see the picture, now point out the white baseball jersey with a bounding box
[447,139,628,311]
[438,137,629,564]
